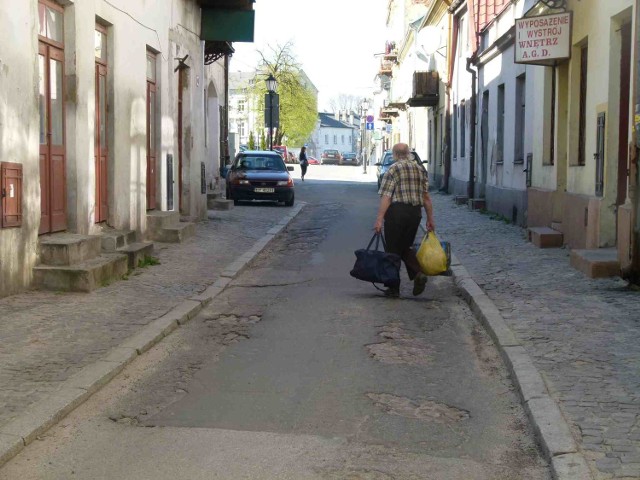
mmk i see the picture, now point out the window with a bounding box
[497,84,505,163]
[238,99,245,112]
[460,101,466,158]
[333,135,337,145]
[481,91,489,168]
[458,17,465,58]
[341,134,344,144]
[38,1,64,43]
[325,134,328,144]
[514,74,526,163]
[578,43,588,166]
[238,122,245,138]
[595,112,605,196]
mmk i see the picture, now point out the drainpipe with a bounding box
[466,57,477,200]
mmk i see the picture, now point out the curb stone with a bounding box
[0,202,305,470]
[451,255,593,480]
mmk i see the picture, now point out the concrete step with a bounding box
[570,248,620,278]
[208,198,234,211]
[38,234,102,266]
[100,229,137,252]
[454,195,469,205]
[207,191,223,201]
[117,242,154,269]
[528,227,564,248]
[468,198,486,211]
[33,253,129,292]
[146,211,180,232]
[148,222,196,243]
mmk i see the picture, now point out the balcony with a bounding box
[384,40,398,62]
[379,59,394,77]
[407,71,439,107]
[200,0,255,42]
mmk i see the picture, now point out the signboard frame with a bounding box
[514,11,573,67]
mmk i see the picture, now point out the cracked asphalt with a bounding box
[0,171,551,479]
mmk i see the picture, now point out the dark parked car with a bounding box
[341,152,359,166]
[376,150,427,189]
[321,149,342,165]
[224,150,295,206]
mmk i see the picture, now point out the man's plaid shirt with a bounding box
[378,159,429,206]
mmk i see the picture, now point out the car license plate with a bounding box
[254,187,274,193]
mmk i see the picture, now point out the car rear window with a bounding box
[235,155,286,171]
[324,150,339,154]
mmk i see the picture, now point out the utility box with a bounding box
[1,162,23,228]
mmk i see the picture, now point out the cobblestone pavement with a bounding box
[0,205,292,429]
[433,192,640,480]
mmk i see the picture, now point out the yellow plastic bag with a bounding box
[417,231,448,276]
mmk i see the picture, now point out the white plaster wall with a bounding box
[0,0,40,296]
[317,126,354,155]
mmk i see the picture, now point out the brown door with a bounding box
[146,81,157,210]
[617,22,632,206]
[95,63,108,222]
[39,41,67,234]
[178,70,184,212]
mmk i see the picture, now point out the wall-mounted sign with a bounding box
[515,12,572,66]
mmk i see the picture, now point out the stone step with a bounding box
[33,253,129,292]
[207,191,223,201]
[528,227,564,248]
[208,198,234,211]
[117,242,154,269]
[551,222,563,233]
[570,248,620,279]
[100,229,137,252]
[468,198,486,211]
[38,233,102,266]
[454,195,468,205]
[146,211,180,232]
[147,222,196,243]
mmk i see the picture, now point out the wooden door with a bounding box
[178,70,184,212]
[146,81,157,210]
[39,41,66,234]
[95,63,108,222]
[617,22,632,206]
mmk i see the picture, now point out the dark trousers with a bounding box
[384,202,422,282]
[301,164,308,177]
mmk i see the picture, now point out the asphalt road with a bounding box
[0,167,551,479]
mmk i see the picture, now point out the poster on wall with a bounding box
[515,12,572,66]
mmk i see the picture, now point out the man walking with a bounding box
[373,143,435,298]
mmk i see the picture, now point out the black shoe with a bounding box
[383,287,400,298]
[412,273,428,296]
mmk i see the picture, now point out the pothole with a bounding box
[366,322,432,366]
[367,393,470,424]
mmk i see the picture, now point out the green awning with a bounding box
[201,8,255,42]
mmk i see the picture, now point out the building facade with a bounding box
[0,0,252,297]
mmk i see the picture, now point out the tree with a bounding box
[259,130,266,150]
[328,94,364,114]
[248,131,256,150]
[249,41,318,147]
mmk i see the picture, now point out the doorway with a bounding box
[38,0,67,235]
[146,52,157,211]
[94,25,108,223]
[617,21,632,207]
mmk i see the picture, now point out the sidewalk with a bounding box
[434,192,640,480]
[0,203,303,463]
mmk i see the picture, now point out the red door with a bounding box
[146,81,157,210]
[95,63,108,222]
[39,41,67,234]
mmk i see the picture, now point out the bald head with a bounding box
[392,143,410,161]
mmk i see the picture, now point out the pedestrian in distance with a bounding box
[373,142,435,298]
[299,146,309,181]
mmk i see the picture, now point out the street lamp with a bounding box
[360,99,370,174]
[266,74,277,150]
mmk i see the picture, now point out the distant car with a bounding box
[273,145,295,164]
[321,149,342,165]
[224,150,295,206]
[308,156,320,165]
[341,152,359,166]
[376,150,427,189]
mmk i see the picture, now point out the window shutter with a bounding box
[1,162,23,228]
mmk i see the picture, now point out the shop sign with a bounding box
[515,12,572,66]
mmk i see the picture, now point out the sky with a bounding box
[230,0,389,111]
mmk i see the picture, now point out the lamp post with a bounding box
[266,74,277,150]
[361,99,369,174]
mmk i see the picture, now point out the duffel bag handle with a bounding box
[366,232,387,252]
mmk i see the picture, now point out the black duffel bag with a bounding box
[350,233,401,289]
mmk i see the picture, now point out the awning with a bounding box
[201,8,255,42]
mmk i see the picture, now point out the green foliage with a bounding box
[249,41,318,148]
[259,130,266,150]
[137,255,161,268]
[248,131,256,150]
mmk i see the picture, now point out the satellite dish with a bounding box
[420,26,443,55]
